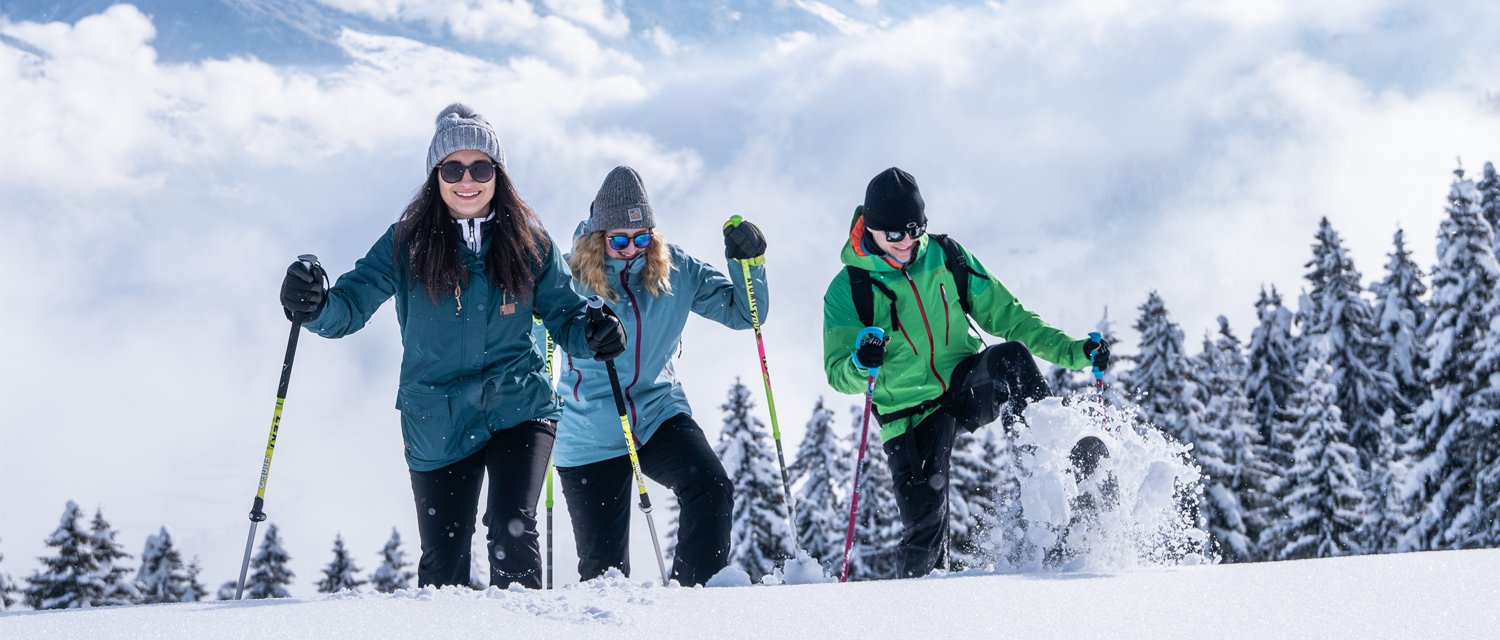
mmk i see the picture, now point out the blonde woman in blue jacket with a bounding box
[554,166,768,586]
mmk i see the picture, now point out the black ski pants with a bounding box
[882,341,1050,578]
[408,420,554,589]
[557,413,733,586]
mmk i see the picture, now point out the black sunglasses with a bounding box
[608,232,654,251]
[875,224,926,243]
[437,161,499,184]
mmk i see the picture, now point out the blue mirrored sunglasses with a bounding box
[608,232,653,251]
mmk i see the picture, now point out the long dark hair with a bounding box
[393,167,545,304]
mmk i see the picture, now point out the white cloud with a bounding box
[644,25,680,57]
[793,0,873,36]
[543,0,630,38]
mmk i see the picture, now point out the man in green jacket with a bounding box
[822,167,1110,578]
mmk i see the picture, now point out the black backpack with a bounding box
[846,233,983,332]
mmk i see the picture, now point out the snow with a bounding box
[3,550,1497,639]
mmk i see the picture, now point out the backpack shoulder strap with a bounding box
[930,234,976,315]
[846,266,900,331]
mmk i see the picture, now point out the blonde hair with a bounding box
[568,230,673,302]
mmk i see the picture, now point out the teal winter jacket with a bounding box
[304,223,593,472]
[552,241,768,468]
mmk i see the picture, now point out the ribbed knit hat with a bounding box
[589,166,655,231]
[426,103,506,170]
[862,167,926,232]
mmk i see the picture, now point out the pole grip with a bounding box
[1088,331,1104,380]
[852,326,886,376]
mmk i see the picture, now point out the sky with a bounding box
[2,0,1498,594]
[3,548,1499,639]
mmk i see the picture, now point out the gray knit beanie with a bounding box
[589,166,655,231]
[426,103,506,170]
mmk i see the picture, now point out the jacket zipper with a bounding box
[620,261,644,436]
[940,284,951,345]
[903,270,947,392]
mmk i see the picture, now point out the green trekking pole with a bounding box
[724,215,799,555]
[236,254,323,600]
[587,296,670,586]
[542,318,556,590]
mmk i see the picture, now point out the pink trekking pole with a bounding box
[841,327,885,583]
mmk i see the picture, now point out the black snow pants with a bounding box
[557,413,733,587]
[408,419,554,589]
[882,341,1050,578]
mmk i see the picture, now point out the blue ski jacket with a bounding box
[304,223,593,472]
[552,232,768,468]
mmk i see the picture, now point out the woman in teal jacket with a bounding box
[278,104,625,590]
[553,166,769,586]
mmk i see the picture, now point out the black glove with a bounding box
[1083,337,1111,372]
[280,258,328,323]
[723,218,767,260]
[853,333,889,371]
[585,305,627,361]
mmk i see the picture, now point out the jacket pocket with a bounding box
[397,388,457,466]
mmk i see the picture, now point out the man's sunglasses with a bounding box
[608,232,654,251]
[876,224,926,243]
[437,161,499,184]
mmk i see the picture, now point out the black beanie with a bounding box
[862,167,927,232]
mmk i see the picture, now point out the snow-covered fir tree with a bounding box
[714,379,791,581]
[316,534,366,594]
[1261,345,1366,560]
[1246,286,1298,453]
[1372,228,1430,432]
[787,397,850,572]
[1130,291,1203,446]
[1476,289,1500,548]
[24,501,100,610]
[136,527,203,604]
[1191,320,1262,562]
[845,405,902,581]
[1354,411,1411,554]
[244,523,295,599]
[370,528,414,593]
[1402,168,1500,551]
[84,509,138,606]
[948,429,1002,570]
[215,581,236,601]
[1298,218,1397,471]
[0,542,19,610]
[1477,160,1500,253]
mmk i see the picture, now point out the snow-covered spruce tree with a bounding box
[1402,169,1500,552]
[1373,228,1431,424]
[370,528,414,593]
[787,397,850,572]
[1476,289,1500,548]
[1246,286,1298,455]
[136,527,202,603]
[244,523,295,599]
[0,542,19,610]
[1261,345,1366,560]
[87,508,139,606]
[24,501,99,609]
[948,429,1002,570]
[1190,320,1261,562]
[215,581,236,600]
[1298,217,1397,471]
[316,534,366,594]
[1130,292,1203,445]
[846,405,902,581]
[1355,411,1411,554]
[184,558,207,602]
[1477,161,1499,253]
[714,378,791,581]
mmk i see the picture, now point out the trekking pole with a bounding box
[724,215,799,556]
[236,254,323,600]
[536,315,557,589]
[840,327,885,583]
[587,296,670,587]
